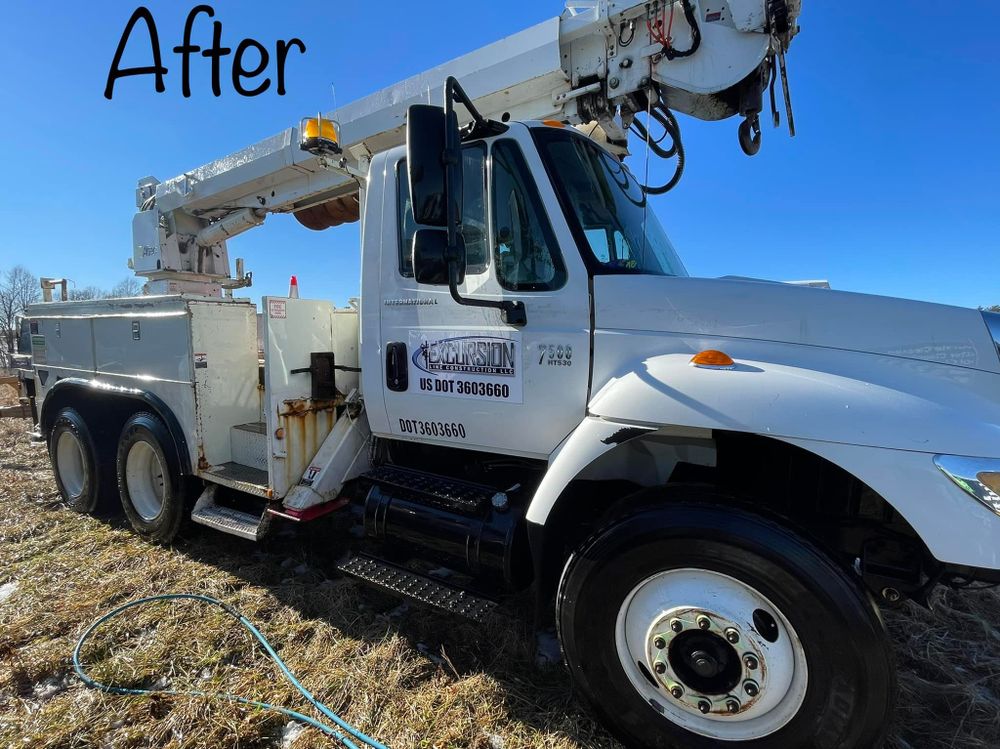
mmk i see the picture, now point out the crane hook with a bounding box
[739,114,762,156]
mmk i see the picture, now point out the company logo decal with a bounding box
[413,336,517,377]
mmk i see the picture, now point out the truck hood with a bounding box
[593,275,1000,374]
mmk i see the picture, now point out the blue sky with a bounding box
[0,1,997,309]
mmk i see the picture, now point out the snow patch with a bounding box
[281,721,307,748]
[33,674,70,701]
[0,581,17,603]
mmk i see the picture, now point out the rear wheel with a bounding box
[117,412,186,543]
[49,408,103,513]
[557,497,895,748]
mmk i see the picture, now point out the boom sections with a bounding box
[133,0,799,295]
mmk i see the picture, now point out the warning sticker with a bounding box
[194,352,208,369]
[268,299,287,319]
[31,335,46,365]
[300,465,322,486]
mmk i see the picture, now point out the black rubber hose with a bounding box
[633,104,685,194]
[630,114,677,161]
[664,0,702,60]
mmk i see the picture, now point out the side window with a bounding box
[461,145,488,273]
[396,163,418,277]
[584,229,612,263]
[396,145,488,279]
[491,140,565,291]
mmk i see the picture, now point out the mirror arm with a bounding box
[440,76,527,328]
[445,76,486,127]
[446,262,527,327]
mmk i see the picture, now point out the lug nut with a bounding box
[697,615,712,631]
[743,654,759,671]
[670,618,683,633]
[670,685,684,699]
[654,661,667,674]
[653,637,667,650]
[725,628,740,644]
[744,680,759,697]
[726,699,740,714]
[881,587,902,603]
[697,700,712,714]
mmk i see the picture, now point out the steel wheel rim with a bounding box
[56,431,86,499]
[614,567,808,741]
[125,441,165,521]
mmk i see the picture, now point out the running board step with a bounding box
[337,554,497,623]
[362,465,506,517]
[191,485,270,541]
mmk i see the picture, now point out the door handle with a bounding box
[385,342,408,392]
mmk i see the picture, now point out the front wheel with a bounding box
[557,497,895,748]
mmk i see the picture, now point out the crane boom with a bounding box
[132,0,800,294]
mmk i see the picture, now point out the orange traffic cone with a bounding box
[288,275,300,299]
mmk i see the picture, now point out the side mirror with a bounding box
[412,229,466,286]
[406,105,463,227]
[404,77,526,326]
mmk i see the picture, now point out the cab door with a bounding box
[376,125,591,460]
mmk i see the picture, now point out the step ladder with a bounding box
[191,484,270,541]
[338,554,498,623]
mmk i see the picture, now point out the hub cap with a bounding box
[125,441,166,521]
[615,568,808,741]
[55,431,86,499]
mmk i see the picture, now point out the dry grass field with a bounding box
[2,383,999,748]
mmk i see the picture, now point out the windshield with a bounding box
[533,128,688,277]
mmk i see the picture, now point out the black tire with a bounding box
[557,495,895,749]
[117,412,186,543]
[49,407,106,514]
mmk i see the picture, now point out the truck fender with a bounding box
[39,378,192,476]
[586,350,1000,459]
[528,350,1000,570]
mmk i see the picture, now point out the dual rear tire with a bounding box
[49,408,110,514]
[49,408,186,542]
[116,412,186,543]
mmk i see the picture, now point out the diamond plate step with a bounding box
[231,421,268,472]
[202,462,270,498]
[362,465,503,517]
[338,554,497,622]
[191,485,269,541]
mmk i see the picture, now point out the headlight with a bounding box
[935,455,1000,516]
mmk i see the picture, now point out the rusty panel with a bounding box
[275,398,339,491]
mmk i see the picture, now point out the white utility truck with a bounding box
[18,2,1000,746]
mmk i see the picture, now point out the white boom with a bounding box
[132,0,800,295]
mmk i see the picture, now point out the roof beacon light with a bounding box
[690,350,736,369]
[300,114,341,157]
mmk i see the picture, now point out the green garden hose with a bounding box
[73,593,389,749]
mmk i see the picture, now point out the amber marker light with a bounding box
[542,119,566,128]
[690,350,736,370]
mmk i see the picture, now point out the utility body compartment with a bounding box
[25,295,361,502]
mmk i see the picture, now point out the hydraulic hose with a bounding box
[663,0,702,60]
[631,102,686,194]
[73,594,390,749]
